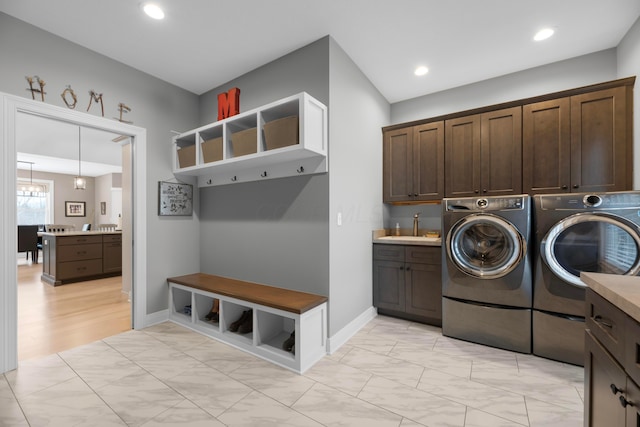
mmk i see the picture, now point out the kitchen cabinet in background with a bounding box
[383,121,444,203]
[523,85,632,194]
[444,106,522,198]
[373,243,442,326]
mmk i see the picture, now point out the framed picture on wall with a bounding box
[158,181,193,216]
[65,201,86,217]
[100,201,106,215]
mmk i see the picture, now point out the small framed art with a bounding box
[65,201,86,217]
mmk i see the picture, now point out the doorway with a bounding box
[1,93,148,374]
[16,115,131,360]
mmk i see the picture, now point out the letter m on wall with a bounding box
[217,87,241,120]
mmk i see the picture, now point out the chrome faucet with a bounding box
[413,213,420,236]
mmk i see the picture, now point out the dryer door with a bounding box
[542,212,640,287]
[447,213,526,279]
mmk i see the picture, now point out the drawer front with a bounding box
[57,243,103,262]
[586,289,626,363]
[57,259,103,280]
[103,234,122,243]
[57,235,103,245]
[373,244,404,262]
[405,246,441,265]
[625,315,640,387]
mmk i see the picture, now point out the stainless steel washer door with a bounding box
[447,213,526,279]
[542,212,640,288]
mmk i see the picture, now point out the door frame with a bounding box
[1,93,148,373]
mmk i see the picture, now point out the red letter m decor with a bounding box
[217,87,241,120]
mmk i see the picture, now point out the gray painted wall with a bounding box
[0,12,201,314]
[197,39,331,304]
[327,38,388,335]
[618,16,640,188]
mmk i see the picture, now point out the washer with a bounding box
[533,191,640,366]
[442,195,532,353]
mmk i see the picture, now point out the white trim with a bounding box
[143,309,170,327]
[326,306,377,354]
[0,93,147,374]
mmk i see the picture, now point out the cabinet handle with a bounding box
[611,383,623,395]
[573,184,580,189]
[594,315,613,328]
[413,193,418,197]
[561,185,568,190]
[405,266,411,271]
[620,396,635,408]
[474,190,479,194]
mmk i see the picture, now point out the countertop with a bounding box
[372,229,442,247]
[39,230,122,237]
[582,272,640,324]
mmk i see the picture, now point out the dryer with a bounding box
[442,195,532,353]
[533,191,640,366]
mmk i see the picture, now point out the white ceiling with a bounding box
[1,0,638,104]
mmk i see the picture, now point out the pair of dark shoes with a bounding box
[282,331,295,354]
[205,311,219,323]
[229,310,253,334]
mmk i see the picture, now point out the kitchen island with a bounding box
[582,272,640,426]
[39,231,122,286]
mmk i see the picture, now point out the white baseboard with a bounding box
[326,306,377,354]
[140,309,170,329]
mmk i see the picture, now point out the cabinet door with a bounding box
[373,260,405,312]
[626,378,640,427]
[445,114,481,197]
[383,127,413,202]
[480,106,522,196]
[103,242,122,273]
[571,86,630,193]
[413,122,444,200]
[585,330,627,427]
[523,98,571,194]
[405,262,442,323]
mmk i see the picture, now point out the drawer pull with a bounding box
[594,315,613,328]
[620,396,635,408]
[611,383,623,395]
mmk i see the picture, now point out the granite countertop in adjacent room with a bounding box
[582,272,640,324]
[371,229,442,246]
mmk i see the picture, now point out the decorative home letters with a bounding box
[87,90,105,116]
[115,102,132,124]
[60,85,78,109]
[217,87,240,120]
[25,76,46,101]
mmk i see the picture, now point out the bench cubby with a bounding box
[167,273,328,374]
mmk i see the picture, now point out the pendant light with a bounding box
[17,160,44,195]
[74,126,86,190]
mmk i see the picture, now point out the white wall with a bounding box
[328,38,388,336]
[617,16,640,189]
[0,12,200,314]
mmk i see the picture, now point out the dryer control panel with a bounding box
[445,195,527,212]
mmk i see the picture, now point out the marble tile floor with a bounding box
[0,315,584,426]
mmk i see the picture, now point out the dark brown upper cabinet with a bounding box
[383,121,444,203]
[445,106,522,198]
[523,85,632,194]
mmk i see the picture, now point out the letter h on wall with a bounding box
[217,87,240,120]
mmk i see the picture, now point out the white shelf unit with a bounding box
[172,92,328,187]
[168,281,327,374]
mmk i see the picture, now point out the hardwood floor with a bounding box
[17,256,131,361]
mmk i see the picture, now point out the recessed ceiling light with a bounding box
[415,66,429,76]
[142,3,165,20]
[534,28,554,41]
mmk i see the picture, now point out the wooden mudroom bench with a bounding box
[167,273,328,373]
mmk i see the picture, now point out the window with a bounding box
[16,179,54,225]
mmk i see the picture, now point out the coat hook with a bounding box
[297,166,305,173]
[261,171,268,178]
[206,179,212,185]
[231,176,237,182]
